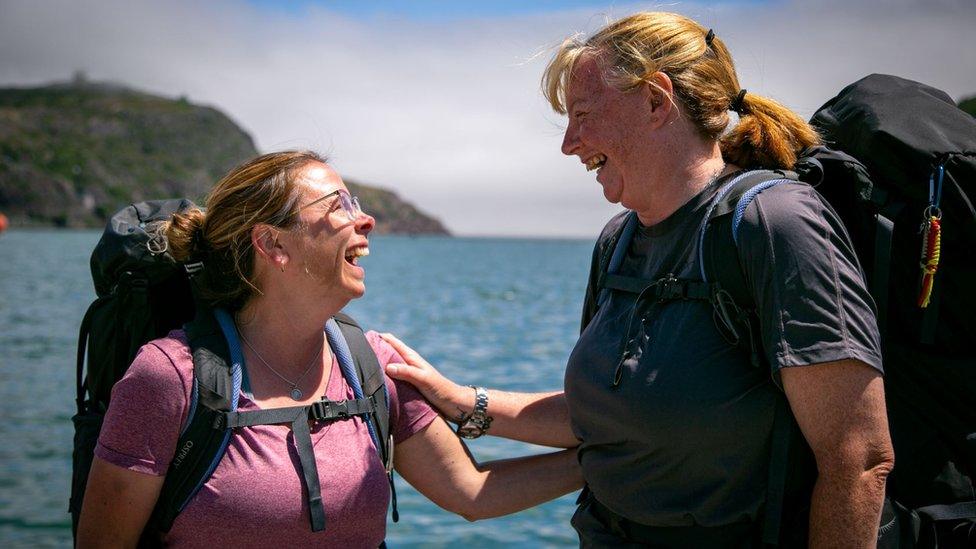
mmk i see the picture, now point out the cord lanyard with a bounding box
[917,164,944,308]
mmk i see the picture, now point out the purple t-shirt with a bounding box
[95,329,438,547]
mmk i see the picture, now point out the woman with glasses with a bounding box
[383,12,894,548]
[76,150,583,547]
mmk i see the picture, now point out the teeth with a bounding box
[585,154,607,171]
[345,247,369,260]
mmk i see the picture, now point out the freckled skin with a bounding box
[559,53,732,226]
[561,54,658,209]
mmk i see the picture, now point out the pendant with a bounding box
[290,387,303,401]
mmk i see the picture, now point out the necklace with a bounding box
[239,331,324,401]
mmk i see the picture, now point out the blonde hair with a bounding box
[542,12,820,169]
[163,150,327,310]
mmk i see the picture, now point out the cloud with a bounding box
[2,0,973,236]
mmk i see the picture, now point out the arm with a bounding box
[77,339,191,548]
[76,458,165,548]
[781,359,894,549]
[394,414,583,521]
[381,333,577,448]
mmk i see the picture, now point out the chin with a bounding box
[344,280,366,299]
[597,178,623,206]
[600,184,623,206]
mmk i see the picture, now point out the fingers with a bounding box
[385,362,421,381]
[380,333,420,361]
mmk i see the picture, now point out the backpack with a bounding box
[595,74,976,547]
[69,199,397,543]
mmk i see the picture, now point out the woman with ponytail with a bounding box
[76,151,583,547]
[383,12,893,548]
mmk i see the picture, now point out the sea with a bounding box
[0,230,596,548]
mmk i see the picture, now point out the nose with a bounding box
[561,120,580,157]
[355,211,375,234]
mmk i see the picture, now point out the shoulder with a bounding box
[734,179,835,245]
[363,331,439,443]
[97,330,193,474]
[122,330,194,395]
[588,209,631,267]
[597,210,632,246]
[364,330,400,368]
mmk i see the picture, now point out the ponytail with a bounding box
[720,91,821,170]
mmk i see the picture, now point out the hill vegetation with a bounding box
[0,77,448,234]
[958,95,976,117]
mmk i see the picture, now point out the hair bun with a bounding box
[164,207,207,262]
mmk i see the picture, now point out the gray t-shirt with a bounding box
[564,176,883,531]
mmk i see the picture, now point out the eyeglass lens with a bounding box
[338,192,362,221]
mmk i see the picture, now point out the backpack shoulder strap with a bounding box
[150,307,240,533]
[332,312,390,463]
[699,170,799,304]
[331,311,399,522]
[698,169,801,548]
[595,212,639,310]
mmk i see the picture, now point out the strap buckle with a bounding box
[309,399,351,421]
[655,274,684,301]
[184,261,205,277]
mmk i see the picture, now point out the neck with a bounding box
[631,123,733,227]
[235,286,345,377]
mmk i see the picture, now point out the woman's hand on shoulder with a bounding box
[380,333,470,422]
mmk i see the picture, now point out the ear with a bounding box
[251,224,288,270]
[643,71,676,127]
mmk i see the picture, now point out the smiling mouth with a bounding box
[344,246,369,266]
[585,154,607,172]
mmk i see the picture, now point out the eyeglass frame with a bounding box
[297,188,363,222]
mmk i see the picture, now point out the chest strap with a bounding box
[218,395,377,533]
[221,397,377,429]
[601,273,715,302]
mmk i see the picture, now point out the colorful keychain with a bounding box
[917,164,944,308]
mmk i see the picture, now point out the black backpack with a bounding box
[596,75,975,547]
[70,199,397,543]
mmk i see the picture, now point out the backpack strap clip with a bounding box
[183,261,205,277]
[655,274,684,301]
[654,274,713,302]
[308,397,376,422]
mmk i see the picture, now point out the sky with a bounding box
[1,0,973,237]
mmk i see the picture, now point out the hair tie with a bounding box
[730,89,747,114]
[190,222,211,257]
[704,29,715,47]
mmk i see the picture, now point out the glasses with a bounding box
[611,280,664,388]
[299,189,363,222]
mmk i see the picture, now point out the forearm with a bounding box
[807,463,891,548]
[380,334,577,446]
[451,387,577,447]
[458,447,583,521]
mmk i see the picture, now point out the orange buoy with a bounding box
[0,213,8,233]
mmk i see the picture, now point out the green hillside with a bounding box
[0,78,448,234]
[959,95,976,117]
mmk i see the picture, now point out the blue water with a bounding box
[0,230,595,548]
